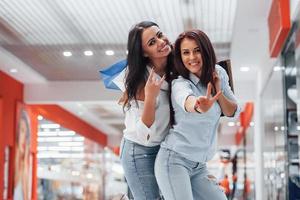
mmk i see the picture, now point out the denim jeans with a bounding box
[155,147,227,200]
[120,138,161,200]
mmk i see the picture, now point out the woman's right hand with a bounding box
[194,82,221,113]
[144,68,165,100]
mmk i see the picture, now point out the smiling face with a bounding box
[141,26,171,60]
[180,38,203,77]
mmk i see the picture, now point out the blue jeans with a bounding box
[155,147,227,200]
[120,138,161,200]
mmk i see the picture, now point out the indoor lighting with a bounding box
[58,131,76,136]
[105,50,114,56]
[63,51,72,57]
[10,68,18,73]
[58,142,83,147]
[40,124,60,129]
[227,122,235,127]
[84,50,93,56]
[86,173,93,179]
[274,126,279,131]
[273,66,284,71]
[72,171,80,176]
[37,115,43,120]
[250,121,254,126]
[240,67,250,72]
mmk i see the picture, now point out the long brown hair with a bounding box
[173,29,216,86]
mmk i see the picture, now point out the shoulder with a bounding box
[215,64,226,75]
[171,76,190,86]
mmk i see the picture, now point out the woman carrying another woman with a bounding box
[155,29,241,200]
[119,21,173,200]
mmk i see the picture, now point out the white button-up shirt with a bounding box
[122,67,170,146]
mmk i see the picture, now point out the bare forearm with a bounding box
[218,93,237,116]
[141,97,156,127]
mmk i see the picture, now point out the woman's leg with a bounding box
[120,138,160,200]
[191,165,227,200]
[155,148,193,200]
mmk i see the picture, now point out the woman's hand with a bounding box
[144,68,165,100]
[195,82,221,113]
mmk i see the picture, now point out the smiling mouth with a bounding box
[189,62,200,66]
[158,45,169,52]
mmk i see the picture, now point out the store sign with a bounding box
[268,0,291,57]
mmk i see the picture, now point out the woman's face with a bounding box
[141,26,171,60]
[180,38,203,77]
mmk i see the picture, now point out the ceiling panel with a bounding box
[0,0,237,80]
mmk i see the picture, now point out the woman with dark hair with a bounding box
[155,29,240,200]
[119,21,173,200]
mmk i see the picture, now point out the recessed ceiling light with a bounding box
[10,68,18,73]
[105,50,114,56]
[63,51,72,57]
[240,67,250,72]
[126,50,128,55]
[250,121,254,126]
[84,50,93,56]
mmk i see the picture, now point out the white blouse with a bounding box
[119,67,170,147]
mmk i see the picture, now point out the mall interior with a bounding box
[0,0,299,199]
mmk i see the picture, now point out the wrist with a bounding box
[194,104,202,114]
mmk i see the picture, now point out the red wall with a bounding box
[0,71,108,199]
[0,71,23,199]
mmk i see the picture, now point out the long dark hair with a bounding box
[123,21,173,109]
[173,29,216,86]
[169,30,216,125]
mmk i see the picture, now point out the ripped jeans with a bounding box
[155,147,227,200]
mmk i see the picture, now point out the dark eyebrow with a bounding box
[146,31,161,45]
[147,37,155,45]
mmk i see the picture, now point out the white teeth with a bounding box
[159,45,169,52]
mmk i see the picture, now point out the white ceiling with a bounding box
[0,0,273,146]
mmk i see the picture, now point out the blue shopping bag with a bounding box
[99,59,127,90]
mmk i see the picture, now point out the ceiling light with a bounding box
[274,126,279,131]
[126,50,128,55]
[10,68,18,73]
[250,121,254,126]
[240,67,250,72]
[63,51,72,57]
[105,50,114,56]
[84,50,93,56]
[37,115,43,120]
